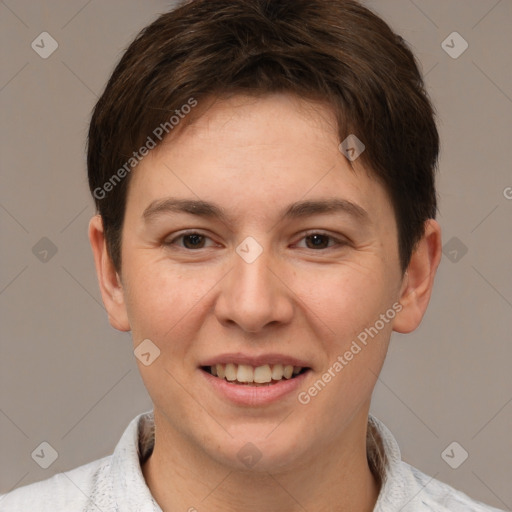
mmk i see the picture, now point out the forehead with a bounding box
[125,93,394,228]
[165,93,347,171]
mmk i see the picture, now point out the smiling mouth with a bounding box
[201,363,310,386]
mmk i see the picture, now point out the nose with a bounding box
[214,242,294,333]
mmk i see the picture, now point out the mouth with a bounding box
[201,363,310,386]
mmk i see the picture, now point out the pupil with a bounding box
[307,234,328,249]
[184,234,204,249]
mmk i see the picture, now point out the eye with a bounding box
[164,230,347,251]
[295,231,347,250]
[165,231,216,250]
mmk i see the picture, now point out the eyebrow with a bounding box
[142,197,370,225]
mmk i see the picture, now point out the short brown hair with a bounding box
[87,0,439,274]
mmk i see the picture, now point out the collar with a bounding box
[101,410,415,511]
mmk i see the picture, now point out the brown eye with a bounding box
[165,231,215,250]
[296,232,346,250]
[182,234,206,249]
[304,234,331,249]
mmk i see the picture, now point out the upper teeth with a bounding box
[211,363,303,383]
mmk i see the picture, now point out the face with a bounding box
[107,93,408,470]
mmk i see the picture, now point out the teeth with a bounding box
[208,363,304,384]
[283,365,293,379]
[225,363,237,381]
[271,364,284,380]
[237,364,254,383]
[254,364,272,383]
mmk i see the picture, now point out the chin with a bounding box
[205,424,312,473]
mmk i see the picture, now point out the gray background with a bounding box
[0,0,511,509]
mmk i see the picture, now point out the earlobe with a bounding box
[393,219,442,334]
[88,215,131,332]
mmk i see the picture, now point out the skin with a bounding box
[89,93,442,512]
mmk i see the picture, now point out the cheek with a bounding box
[292,266,395,435]
[124,264,209,412]
[123,259,206,351]
[294,260,395,343]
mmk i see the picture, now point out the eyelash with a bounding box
[164,230,348,251]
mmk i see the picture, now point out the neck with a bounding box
[142,408,381,512]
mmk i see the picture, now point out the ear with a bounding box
[88,215,131,332]
[393,219,442,334]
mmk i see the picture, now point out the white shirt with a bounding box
[0,410,505,511]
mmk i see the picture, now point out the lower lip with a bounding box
[200,368,310,406]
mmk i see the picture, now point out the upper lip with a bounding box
[200,352,311,368]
